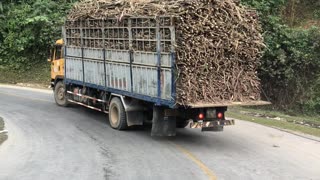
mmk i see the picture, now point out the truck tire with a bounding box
[54,81,69,107]
[109,97,127,130]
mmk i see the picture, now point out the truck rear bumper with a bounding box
[190,119,235,131]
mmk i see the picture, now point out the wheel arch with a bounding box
[109,94,127,110]
[52,75,64,88]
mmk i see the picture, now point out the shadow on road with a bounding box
[65,105,238,150]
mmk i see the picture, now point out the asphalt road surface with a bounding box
[0,84,319,180]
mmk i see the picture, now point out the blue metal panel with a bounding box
[103,48,107,87]
[105,62,131,92]
[64,46,67,80]
[81,47,85,83]
[65,57,83,82]
[132,65,157,97]
[156,17,161,105]
[171,52,176,100]
[66,47,82,57]
[83,59,105,86]
[83,48,104,60]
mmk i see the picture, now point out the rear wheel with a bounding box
[54,81,69,107]
[109,97,127,130]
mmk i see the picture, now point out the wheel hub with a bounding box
[58,87,65,100]
[110,106,119,125]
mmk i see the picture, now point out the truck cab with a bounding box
[48,39,64,87]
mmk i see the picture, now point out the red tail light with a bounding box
[217,112,223,119]
[198,113,204,120]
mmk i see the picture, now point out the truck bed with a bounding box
[64,17,176,107]
[186,101,271,108]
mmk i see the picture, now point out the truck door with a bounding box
[51,45,65,80]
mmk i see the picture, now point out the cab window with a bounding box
[55,46,62,60]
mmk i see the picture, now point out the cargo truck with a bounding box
[48,17,269,136]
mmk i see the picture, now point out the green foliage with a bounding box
[304,74,320,114]
[314,9,320,19]
[0,63,50,84]
[0,0,74,71]
[241,0,320,114]
[241,0,286,15]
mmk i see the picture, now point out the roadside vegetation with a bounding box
[0,63,50,85]
[241,0,320,114]
[0,117,8,145]
[0,1,319,130]
[0,0,75,85]
[228,107,320,137]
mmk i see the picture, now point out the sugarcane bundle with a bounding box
[67,0,264,105]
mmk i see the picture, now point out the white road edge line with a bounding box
[271,126,320,143]
[231,118,320,143]
[0,130,8,134]
[0,84,52,94]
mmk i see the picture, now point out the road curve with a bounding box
[0,85,319,180]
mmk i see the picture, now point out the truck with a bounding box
[48,16,270,136]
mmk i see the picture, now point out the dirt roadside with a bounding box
[10,83,49,90]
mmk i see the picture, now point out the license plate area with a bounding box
[206,108,216,119]
[190,119,235,131]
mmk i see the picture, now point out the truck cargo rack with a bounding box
[64,16,177,107]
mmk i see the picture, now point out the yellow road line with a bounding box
[173,143,217,180]
[0,91,52,103]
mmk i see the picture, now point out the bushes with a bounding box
[242,0,320,114]
[262,27,320,112]
[0,0,73,71]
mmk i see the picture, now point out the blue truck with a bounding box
[49,16,269,136]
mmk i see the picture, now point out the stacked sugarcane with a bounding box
[67,0,264,105]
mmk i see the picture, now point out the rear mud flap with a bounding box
[151,107,176,136]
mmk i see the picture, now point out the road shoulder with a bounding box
[0,84,52,94]
[0,117,8,145]
[228,107,320,140]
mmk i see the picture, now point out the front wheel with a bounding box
[54,81,69,107]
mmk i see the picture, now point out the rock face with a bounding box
[67,0,264,105]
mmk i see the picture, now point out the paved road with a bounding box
[0,85,319,180]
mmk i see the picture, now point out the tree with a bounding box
[0,0,74,70]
